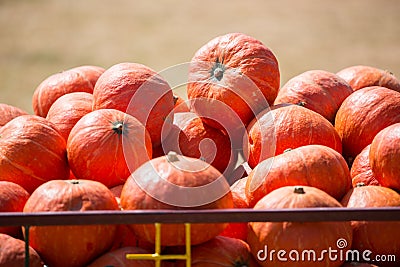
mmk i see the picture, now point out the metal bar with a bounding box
[155,223,161,267]
[1,208,400,226]
[24,225,30,267]
[185,223,191,267]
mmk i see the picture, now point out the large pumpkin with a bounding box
[246,145,351,207]
[336,65,400,92]
[334,86,400,159]
[341,184,400,267]
[160,111,236,177]
[23,179,119,267]
[67,109,152,188]
[248,186,353,267]
[274,70,353,123]
[87,247,155,267]
[0,103,28,127]
[369,123,400,191]
[92,62,174,146]
[245,104,342,168]
[176,236,259,267]
[0,115,69,193]
[0,181,30,238]
[120,151,233,246]
[0,233,43,267]
[32,65,104,117]
[350,145,380,187]
[187,32,280,140]
[46,92,93,141]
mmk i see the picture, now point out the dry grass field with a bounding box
[1,0,399,113]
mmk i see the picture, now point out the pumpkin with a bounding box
[0,233,43,267]
[67,109,152,188]
[246,145,351,207]
[369,123,400,191]
[0,115,69,193]
[337,65,400,92]
[335,86,400,159]
[32,65,104,117]
[176,236,259,267]
[161,111,235,176]
[274,70,353,123]
[0,103,28,127]
[23,179,119,267]
[341,184,400,267]
[0,181,30,238]
[350,145,380,187]
[120,151,233,246]
[92,62,174,146]
[245,104,342,168]
[220,177,249,241]
[173,94,190,113]
[187,32,280,140]
[46,92,93,141]
[248,186,353,267]
[87,246,155,267]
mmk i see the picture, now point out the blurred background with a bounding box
[1,0,399,114]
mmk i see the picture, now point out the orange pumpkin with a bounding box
[32,65,104,117]
[335,86,400,159]
[187,32,280,140]
[245,104,342,168]
[0,103,28,127]
[173,94,190,113]
[92,62,174,146]
[341,184,400,267]
[350,145,380,187]
[0,233,43,267]
[0,115,69,193]
[369,123,400,191]
[46,92,93,141]
[0,181,30,238]
[337,65,400,92]
[87,246,155,267]
[274,70,353,123]
[67,109,152,188]
[120,151,233,246]
[23,179,119,267]
[246,145,351,207]
[248,186,353,267]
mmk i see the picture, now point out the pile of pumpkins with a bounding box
[1,32,400,267]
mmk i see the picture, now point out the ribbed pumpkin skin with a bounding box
[245,145,351,207]
[67,109,152,188]
[337,65,400,92]
[335,86,400,159]
[0,233,43,267]
[341,185,400,267]
[245,104,342,168]
[32,65,104,117]
[0,103,28,127]
[92,62,174,146]
[187,32,280,134]
[0,115,69,193]
[120,153,233,246]
[23,179,119,267]
[248,186,352,267]
[369,123,400,191]
[350,144,380,187]
[46,92,94,141]
[176,236,259,267]
[87,247,155,267]
[274,70,353,123]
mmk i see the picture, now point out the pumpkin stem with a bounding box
[70,180,80,185]
[355,182,366,188]
[214,67,224,80]
[173,95,179,105]
[283,148,292,153]
[294,186,305,194]
[166,151,180,162]
[112,121,124,135]
[297,101,306,107]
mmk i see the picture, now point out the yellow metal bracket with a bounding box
[126,223,191,267]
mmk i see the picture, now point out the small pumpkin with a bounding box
[248,186,353,267]
[67,109,152,188]
[274,70,353,123]
[87,246,155,267]
[23,179,119,267]
[0,115,69,193]
[337,65,400,92]
[350,145,380,187]
[246,145,351,207]
[0,233,43,267]
[32,65,104,117]
[0,103,28,127]
[369,123,400,191]
[173,94,190,113]
[245,104,342,168]
[120,151,233,246]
